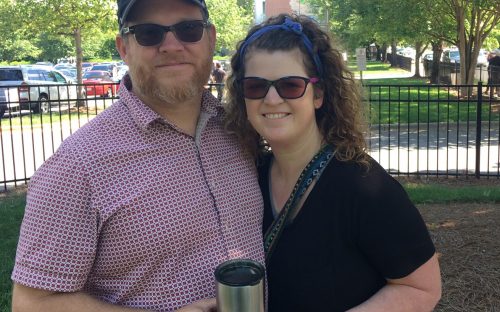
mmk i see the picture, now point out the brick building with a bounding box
[254,0,313,23]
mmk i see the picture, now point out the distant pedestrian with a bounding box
[489,49,500,98]
[485,51,494,95]
[212,62,226,100]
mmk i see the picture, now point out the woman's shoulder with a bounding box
[324,154,387,182]
[322,154,406,199]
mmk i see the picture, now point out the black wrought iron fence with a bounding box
[365,82,499,179]
[386,53,413,72]
[0,82,121,189]
[1,81,499,190]
[422,60,500,86]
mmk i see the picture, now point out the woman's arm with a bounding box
[347,253,441,312]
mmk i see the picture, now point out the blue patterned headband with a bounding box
[239,17,323,77]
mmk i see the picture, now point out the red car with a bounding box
[82,70,119,97]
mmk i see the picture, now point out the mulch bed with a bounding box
[395,176,500,188]
[417,202,500,311]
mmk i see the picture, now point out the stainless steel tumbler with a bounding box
[214,258,265,312]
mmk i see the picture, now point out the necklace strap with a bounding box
[263,144,334,264]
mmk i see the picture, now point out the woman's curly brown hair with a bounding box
[224,14,369,167]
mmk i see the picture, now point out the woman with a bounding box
[225,14,441,311]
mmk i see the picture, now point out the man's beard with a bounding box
[130,58,212,104]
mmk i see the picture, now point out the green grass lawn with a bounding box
[348,60,409,75]
[0,108,103,131]
[0,189,25,311]
[364,86,494,125]
[362,80,497,125]
[404,183,500,204]
[346,60,498,125]
[0,182,499,311]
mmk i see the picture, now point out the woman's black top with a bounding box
[260,155,435,311]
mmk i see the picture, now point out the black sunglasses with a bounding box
[241,76,319,99]
[121,20,209,46]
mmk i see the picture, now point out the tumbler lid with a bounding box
[215,259,265,287]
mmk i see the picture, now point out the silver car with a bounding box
[0,65,78,115]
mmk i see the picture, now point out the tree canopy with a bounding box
[306,0,500,83]
[1,0,499,85]
[207,0,253,56]
[0,0,253,64]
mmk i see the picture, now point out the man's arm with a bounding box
[12,283,216,312]
[347,253,441,312]
[12,283,151,312]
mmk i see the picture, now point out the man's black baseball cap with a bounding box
[117,0,209,28]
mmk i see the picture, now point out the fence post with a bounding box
[475,81,483,179]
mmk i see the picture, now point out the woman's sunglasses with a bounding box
[241,76,319,99]
[121,20,209,46]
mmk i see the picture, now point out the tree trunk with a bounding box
[74,27,85,104]
[455,4,477,95]
[448,1,500,95]
[413,41,426,78]
[75,27,82,86]
[390,41,398,67]
[381,43,387,63]
[430,40,443,84]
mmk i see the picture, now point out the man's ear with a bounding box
[116,34,128,64]
[207,24,217,53]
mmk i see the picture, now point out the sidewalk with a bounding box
[354,71,414,80]
[351,60,420,80]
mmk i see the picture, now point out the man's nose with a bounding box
[159,31,184,51]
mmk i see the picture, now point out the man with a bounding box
[485,51,494,95]
[211,62,226,100]
[11,0,265,311]
[489,49,500,98]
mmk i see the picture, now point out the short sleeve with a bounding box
[356,165,435,279]
[11,146,98,292]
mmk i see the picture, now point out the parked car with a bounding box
[59,68,77,83]
[0,68,24,117]
[82,62,94,72]
[54,64,75,71]
[422,53,433,61]
[82,70,119,97]
[0,65,78,114]
[0,86,20,118]
[115,65,129,82]
[35,61,54,67]
[0,89,6,117]
[90,63,117,78]
[442,49,461,63]
[442,48,488,65]
[477,49,488,66]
